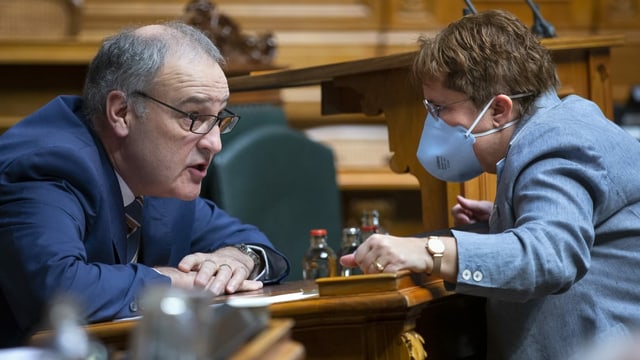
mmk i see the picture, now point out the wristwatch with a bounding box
[233,243,262,278]
[425,236,445,276]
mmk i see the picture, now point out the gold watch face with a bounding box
[428,238,445,254]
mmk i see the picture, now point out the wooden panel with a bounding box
[3,0,635,104]
[596,0,640,29]
[0,0,622,106]
[0,0,81,40]
[611,40,640,102]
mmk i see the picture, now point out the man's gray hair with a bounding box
[82,21,225,124]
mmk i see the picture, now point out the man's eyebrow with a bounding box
[178,95,229,108]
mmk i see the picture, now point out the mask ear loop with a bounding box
[473,119,519,138]
[464,93,534,138]
[465,97,495,137]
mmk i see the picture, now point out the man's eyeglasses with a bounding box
[423,98,470,119]
[133,91,240,135]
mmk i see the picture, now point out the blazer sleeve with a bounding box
[188,197,290,284]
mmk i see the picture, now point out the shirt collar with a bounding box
[116,172,135,206]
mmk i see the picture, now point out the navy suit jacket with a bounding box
[0,96,289,347]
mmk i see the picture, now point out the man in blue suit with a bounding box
[0,21,290,347]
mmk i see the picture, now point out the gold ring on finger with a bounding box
[374,261,385,272]
[219,263,232,272]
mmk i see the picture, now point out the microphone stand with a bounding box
[525,0,557,38]
[463,0,478,16]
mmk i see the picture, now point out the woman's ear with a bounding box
[491,94,515,126]
[105,91,131,137]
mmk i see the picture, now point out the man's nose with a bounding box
[198,126,222,154]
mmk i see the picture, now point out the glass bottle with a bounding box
[131,286,215,360]
[359,224,378,243]
[360,209,387,235]
[46,294,108,360]
[302,228,337,280]
[360,209,388,242]
[339,227,363,276]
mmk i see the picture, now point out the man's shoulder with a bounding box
[0,95,111,194]
[1,96,94,153]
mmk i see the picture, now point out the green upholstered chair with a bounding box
[200,103,287,200]
[202,104,342,281]
[223,103,288,142]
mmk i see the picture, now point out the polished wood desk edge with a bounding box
[29,317,139,347]
[0,40,99,64]
[541,34,625,51]
[32,318,299,351]
[227,34,626,92]
[229,35,624,92]
[337,170,420,190]
[0,33,624,68]
[0,39,282,77]
[270,277,452,318]
[228,51,416,91]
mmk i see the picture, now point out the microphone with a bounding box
[463,0,478,16]
[525,0,557,38]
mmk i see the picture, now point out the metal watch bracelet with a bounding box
[233,243,262,278]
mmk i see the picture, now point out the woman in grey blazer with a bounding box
[341,9,640,360]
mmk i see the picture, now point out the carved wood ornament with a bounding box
[182,0,277,67]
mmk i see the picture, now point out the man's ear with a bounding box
[491,94,515,126]
[105,91,131,136]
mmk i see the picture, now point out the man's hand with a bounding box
[154,247,262,296]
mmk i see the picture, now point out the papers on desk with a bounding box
[222,289,318,308]
[111,289,317,323]
[113,315,142,322]
[0,347,54,359]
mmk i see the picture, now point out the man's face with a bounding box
[124,55,228,200]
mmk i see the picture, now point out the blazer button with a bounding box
[472,271,484,282]
[129,301,139,312]
[462,269,472,280]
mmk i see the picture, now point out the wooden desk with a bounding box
[31,318,304,360]
[31,273,481,360]
[230,319,304,360]
[227,35,625,230]
[264,273,444,360]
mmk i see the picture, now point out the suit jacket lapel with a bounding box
[90,126,129,264]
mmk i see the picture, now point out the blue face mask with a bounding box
[417,97,519,183]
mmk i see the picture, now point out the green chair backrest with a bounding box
[201,103,288,200]
[222,103,288,145]
[202,105,342,281]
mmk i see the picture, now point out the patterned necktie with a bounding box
[124,197,143,263]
